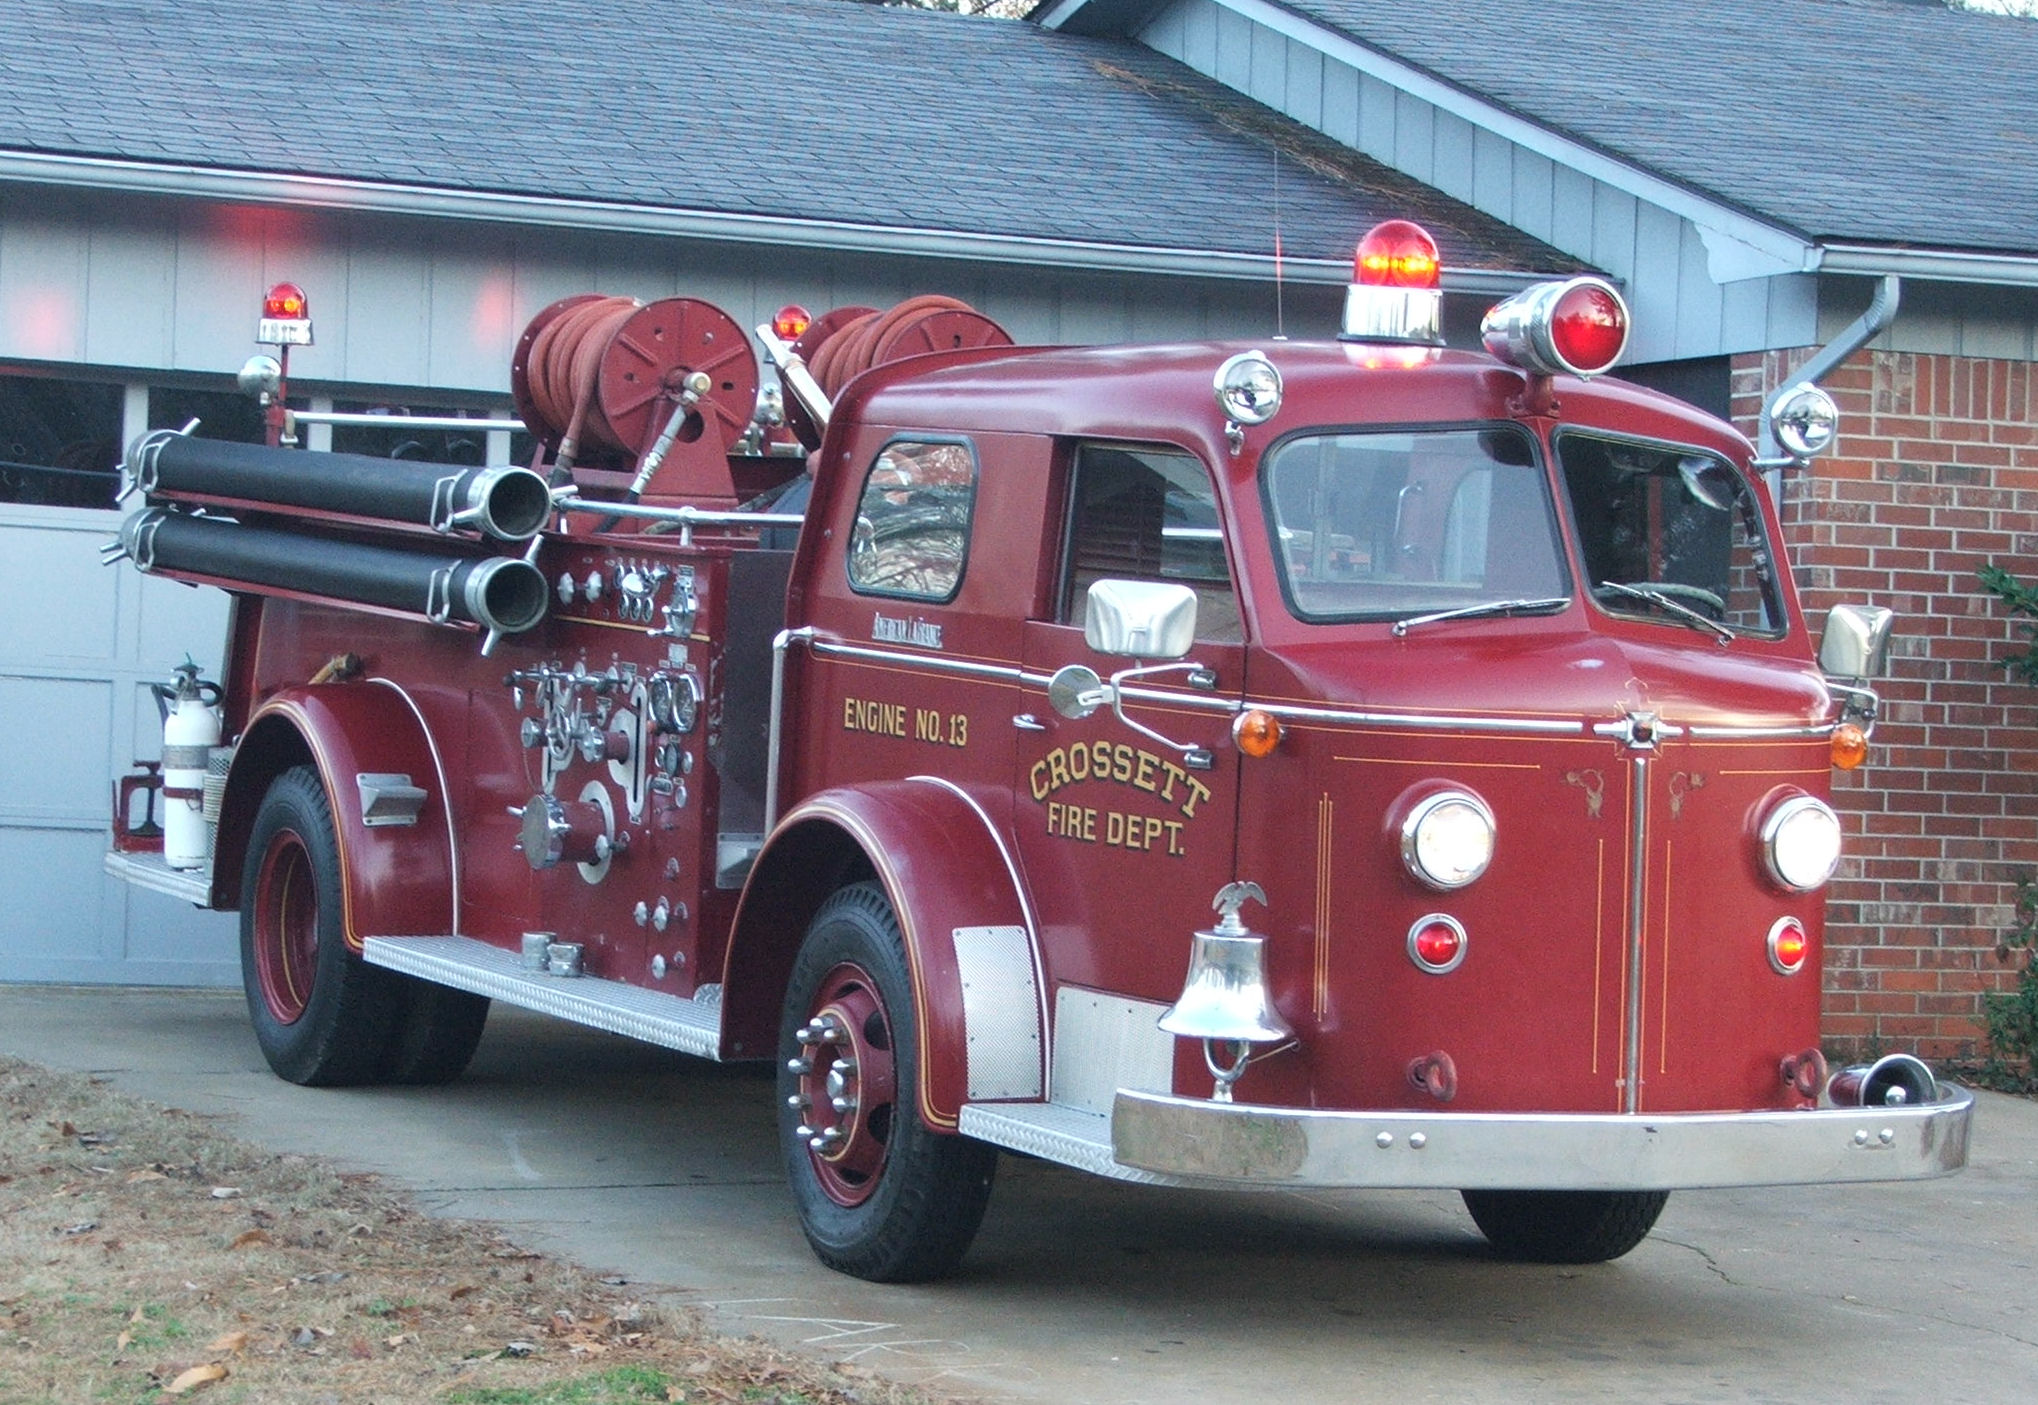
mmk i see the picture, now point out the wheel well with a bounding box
[210,714,315,910]
[720,818,875,1059]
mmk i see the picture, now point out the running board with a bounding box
[957,1101,1189,1187]
[363,935,725,1060]
[104,848,214,907]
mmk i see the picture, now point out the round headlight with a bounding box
[1761,794,1842,892]
[1401,790,1495,891]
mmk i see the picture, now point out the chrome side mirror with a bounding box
[1084,579,1197,659]
[1819,603,1895,683]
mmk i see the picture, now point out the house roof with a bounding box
[0,0,1576,286]
[1171,0,2038,257]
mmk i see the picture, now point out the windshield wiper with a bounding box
[1596,580,1735,645]
[1392,596,1571,637]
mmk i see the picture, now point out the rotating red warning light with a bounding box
[257,282,314,347]
[1342,220,1445,345]
[1354,220,1441,289]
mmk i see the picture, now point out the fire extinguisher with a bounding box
[153,661,223,871]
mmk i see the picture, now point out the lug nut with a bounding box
[787,1058,811,1075]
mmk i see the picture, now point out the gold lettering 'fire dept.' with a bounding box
[1029,741,1211,859]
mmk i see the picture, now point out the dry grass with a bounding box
[0,1056,938,1405]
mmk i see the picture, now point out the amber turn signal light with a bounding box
[1830,722,1869,770]
[1232,709,1282,758]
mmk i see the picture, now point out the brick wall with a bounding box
[1733,349,2038,1061]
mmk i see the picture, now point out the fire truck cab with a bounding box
[106,223,1972,1283]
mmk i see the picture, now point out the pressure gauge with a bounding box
[648,669,701,734]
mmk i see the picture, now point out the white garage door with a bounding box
[0,502,236,984]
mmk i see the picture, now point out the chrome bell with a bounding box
[1160,882,1292,1101]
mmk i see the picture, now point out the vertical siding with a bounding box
[1136,0,1927,365]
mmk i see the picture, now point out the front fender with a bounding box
[215,680,455,950]
[723,778,1044,1129]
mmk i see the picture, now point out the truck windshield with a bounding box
[1261,426,1568,623]
[1556,432,1785,638]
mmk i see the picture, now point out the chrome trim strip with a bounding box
[1111,1084,1974,1190]
[364,935,723,1060]
[765,627,815,834]
[1258,699,1586,735]
[1624,754,1649,1113]
[103,848,214,907]
[812,637,1023,684]
[1684,721,1838,740]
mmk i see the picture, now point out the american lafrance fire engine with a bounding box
[104,221,1971,1282]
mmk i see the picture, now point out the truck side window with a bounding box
[845,439,977,602]
[1558,433,1784,636]
[1060,443,1241,642]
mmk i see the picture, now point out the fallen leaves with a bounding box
[229,1228,272,1250]
[163,1361,228,1394]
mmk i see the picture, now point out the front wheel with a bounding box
[777,881,996,1282]
[1461,1188,1669,1263]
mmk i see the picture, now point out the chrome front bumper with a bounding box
[1111,1084,1974,1190]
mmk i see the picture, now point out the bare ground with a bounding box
[0,1055,941,1405]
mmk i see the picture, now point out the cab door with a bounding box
[1010,442,1246,1086]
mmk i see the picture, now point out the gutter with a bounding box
[0,149,1549,296]
[1814,243,2038,288]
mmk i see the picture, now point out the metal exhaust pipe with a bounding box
[121,508,548,635]
[126,431,554,541]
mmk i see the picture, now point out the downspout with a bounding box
[1758,274,1902,504]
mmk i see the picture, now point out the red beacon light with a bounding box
[1342,220,1444,345]
[1481,275,1629,378]
[772,304,813,342]
[257,282,314,347]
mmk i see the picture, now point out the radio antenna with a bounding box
[1272,148,1287,340]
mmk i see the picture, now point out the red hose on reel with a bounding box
[511,294,760,505]
[784,296,1013,450]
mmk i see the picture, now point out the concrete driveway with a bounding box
[2,985,2032,1404]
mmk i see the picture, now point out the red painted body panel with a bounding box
[175,330,1849,1133]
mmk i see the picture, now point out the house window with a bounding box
[0,370,123,508]
[150,385,266,446]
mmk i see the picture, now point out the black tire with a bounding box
[1461,1188,1669,1263]
[239,766,401,1086]
[777,881,997,1282]
[379,979,490,1085]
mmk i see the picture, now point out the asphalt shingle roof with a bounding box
[0,0,1572,273]
[1280,0,2038,254]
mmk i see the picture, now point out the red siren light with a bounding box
[264,283,309,320]
[1354,220,1441,290]
[1480,275,1629,378]
[1548,281,1627,375]
[773,304,813,341]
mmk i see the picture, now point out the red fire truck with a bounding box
[106,222,1971,1283]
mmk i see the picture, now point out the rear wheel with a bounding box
[379,980,489,1085]
[1461,1188,1669,1263]
[777,881,996,1282]
[240,766,401,1086]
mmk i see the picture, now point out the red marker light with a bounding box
[1408,915,1468,973]
[1547,281,1626,374]
[264,282,309,320]
[1354,220,1441,289]
[1768,916,1810,975]
[773,304,813,341]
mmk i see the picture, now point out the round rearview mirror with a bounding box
[237,354,283,400]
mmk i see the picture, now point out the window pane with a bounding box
[1063,444,1239,642]
[846,440,976,601]
[330,401,491,464]
[0,371,123,508]
[150,385,266,445]
[1558,433,1784,636]
[1262,428,1566,622]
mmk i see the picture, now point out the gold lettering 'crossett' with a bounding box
[1028,741,1211,820]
